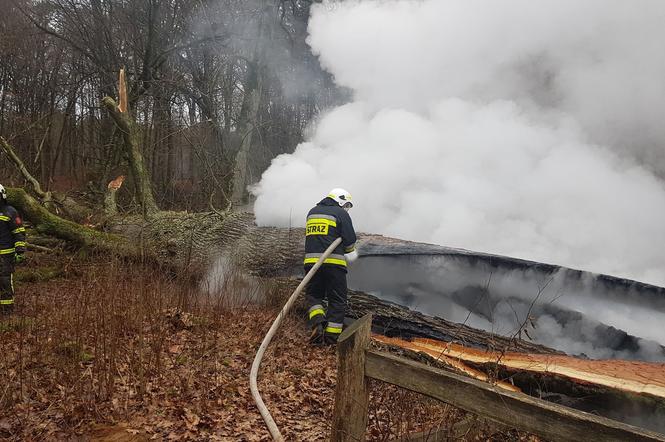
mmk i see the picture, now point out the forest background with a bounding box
[0,0,342,210]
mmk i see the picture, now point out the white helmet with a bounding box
[328,188,353,208]
[0,184,6,202]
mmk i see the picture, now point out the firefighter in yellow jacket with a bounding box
[0,184,26,315]
[304,188,358,345]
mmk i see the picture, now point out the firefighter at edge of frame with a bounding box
[304,188,358,346]
[0,184,26,315]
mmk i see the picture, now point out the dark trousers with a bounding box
[0,255,14,313]
[304,265,348,328]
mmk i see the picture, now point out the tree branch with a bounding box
[6,187,137,257]
[0,136,49,200]
[10,0,101,68]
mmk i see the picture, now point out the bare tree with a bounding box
[1,0,343,213]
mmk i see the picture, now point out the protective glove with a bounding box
[14,253,25,265]
[345,249,359,263]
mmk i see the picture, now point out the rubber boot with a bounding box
[308,323,325,346]
[322,331,340,346]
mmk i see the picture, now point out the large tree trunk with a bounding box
[231,6,275,206]
[231,60,263,206]
[101,97,159,216]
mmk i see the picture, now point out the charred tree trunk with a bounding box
[267,277,559,356]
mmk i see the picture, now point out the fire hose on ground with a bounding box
[250,237,343,441]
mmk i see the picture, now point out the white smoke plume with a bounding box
[252,0,665,286]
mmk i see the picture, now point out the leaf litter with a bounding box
[0,253,537,441]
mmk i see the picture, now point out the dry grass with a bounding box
[0,251,534,441]
[1,251,270,439]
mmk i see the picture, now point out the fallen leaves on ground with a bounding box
[0,253,535,441]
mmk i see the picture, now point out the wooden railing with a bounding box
[330,314,665,442]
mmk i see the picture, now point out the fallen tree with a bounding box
[1,188,564,356]
[5,187,136,257]
[5,183,558,356]
[1,137,92,222]
[5,186,254,271]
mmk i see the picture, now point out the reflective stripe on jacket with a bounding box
[304,198,357,269]
[0,204,26,254]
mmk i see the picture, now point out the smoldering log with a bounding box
[270,277,559,355]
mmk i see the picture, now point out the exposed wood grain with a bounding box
[365,350,665,442]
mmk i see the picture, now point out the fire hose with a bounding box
[250,237,343,441]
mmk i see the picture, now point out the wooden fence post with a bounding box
[331,314,372,442]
